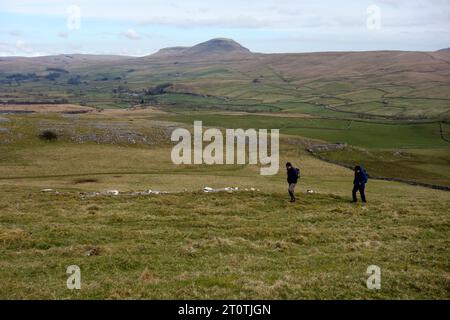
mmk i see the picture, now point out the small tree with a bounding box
[39,130,58,141]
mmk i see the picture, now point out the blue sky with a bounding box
[1,0,450,56]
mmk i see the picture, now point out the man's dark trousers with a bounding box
[352,183,366,202]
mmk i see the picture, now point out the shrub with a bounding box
[39,130,58,141]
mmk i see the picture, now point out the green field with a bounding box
[0,110,449,299]
[151,111,450,187]
[154,112,447,149]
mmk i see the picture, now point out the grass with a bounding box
[0,110,449,299]
[154,112,447,149]
[316,147,450,187]
[0,186,448,299]
[149,111,450,187]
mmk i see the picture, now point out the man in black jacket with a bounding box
[352,165,368,203]
[286,162,299,202]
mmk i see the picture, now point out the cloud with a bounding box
[15,39,33,53]
[0,42,15,55]
[2,0,449,31]
[123,28,141,40]
[1,0,450,55]
[8,30,23,37]
[1,0,449,29]
[57,32,69,38]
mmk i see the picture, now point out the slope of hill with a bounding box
[151,46,189,58]
[0,54,133,73]
[0,109,448,299]
[437,47,450,53]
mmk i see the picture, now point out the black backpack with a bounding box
[295,168,300,179]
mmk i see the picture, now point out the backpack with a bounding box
[295,168,300,179]
[361,167,368,183]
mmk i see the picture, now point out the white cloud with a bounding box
[0,42,15,55]
[1,0,450,55]
[2,0,449,30]
[15,39,32,53]
[123,28,141,40]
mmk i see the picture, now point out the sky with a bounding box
[0,0,449,57]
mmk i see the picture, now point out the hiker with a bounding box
[286,162,300,202]
[352,165,368,203]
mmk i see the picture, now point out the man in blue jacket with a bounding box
[286,162,299,202]
[352,165,368,203]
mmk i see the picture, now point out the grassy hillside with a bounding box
[152,111,450,187]
[0,110,448,299]
[2,109,448,187]
[1,186,448,299]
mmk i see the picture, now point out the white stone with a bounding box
[203,187,214,193]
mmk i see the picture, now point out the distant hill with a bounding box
[1,38,450,105]
[148,38,253,60]
[437,48,450,53]
[0,54,132,73]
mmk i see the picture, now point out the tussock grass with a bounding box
[0,111,448,299]
[0,186,448,299]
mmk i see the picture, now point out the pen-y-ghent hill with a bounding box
[0,38,449,299]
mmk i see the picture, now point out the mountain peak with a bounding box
[149,38,252,60]
[186,38,251,56]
